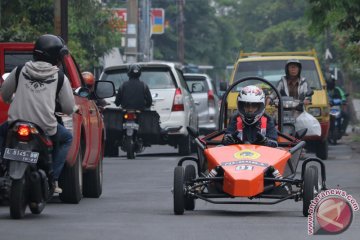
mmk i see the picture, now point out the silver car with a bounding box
[99,61,198,155]
[184,73,220,134]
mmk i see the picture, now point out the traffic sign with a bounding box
[111,8,165,35]
[151,8,165,34]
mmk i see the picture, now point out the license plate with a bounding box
[3,148,39,164]
[283,116,295,123]
[123,122,139,130]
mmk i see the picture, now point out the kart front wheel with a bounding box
[303,165,319,217]
[173,166,185,215]
[184,165,196,211]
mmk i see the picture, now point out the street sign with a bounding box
[111,8,127,33]
[111,8,165,35]
[150,8,165,35]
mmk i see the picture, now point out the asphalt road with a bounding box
[0,142,359,240]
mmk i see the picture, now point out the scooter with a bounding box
[120,109,144,159]
[328,98,343,145]
[0,120,54,219]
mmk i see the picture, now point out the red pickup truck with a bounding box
[0,43,114,203]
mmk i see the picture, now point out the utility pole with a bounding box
[54,0,68,43]
[139,0,151,62]
[177,0,185,64]
[125,0,138,63]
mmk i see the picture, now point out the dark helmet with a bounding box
[33,34,65,65]
[127,63,142,78]
[285,59,302,77]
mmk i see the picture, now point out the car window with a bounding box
[233,60,322,91]
[176,69,190,92]
[4,51,33,73]
[100,67,176,90]
[184,76,209,93]
[140,68,175,89]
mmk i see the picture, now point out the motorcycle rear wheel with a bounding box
[10,177,28,219]
[125,136,135,159]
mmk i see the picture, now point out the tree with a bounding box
[0,0,121,70]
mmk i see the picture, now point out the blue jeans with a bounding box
[0,122,72,180]
[50,124,73,180]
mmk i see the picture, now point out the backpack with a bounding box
[15,64,64,98]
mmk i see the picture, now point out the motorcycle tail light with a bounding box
[124,112,136,120]
[17,124,31,141]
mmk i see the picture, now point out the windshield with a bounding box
[233,59,322,91]
[100,67,176,90]
[184,76,209,93]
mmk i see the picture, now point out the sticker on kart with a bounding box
[234,149,261,160]
[221,160,269,168]
[3,148,39,164]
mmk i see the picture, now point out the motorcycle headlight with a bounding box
[307,107,321,117]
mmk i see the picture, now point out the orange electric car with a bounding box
[172,76,327,217]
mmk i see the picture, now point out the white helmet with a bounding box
[237,85,265,125]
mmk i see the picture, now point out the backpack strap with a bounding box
[15,64,24,91]
[56,69,64,98]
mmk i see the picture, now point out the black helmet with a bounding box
[33,34,65,65]
[127,63,142,78]
[285,59,302,77]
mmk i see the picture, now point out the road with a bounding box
[0,142,359,240]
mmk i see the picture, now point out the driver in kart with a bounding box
[223,85,278,147]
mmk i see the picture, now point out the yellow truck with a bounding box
[225,50,330,159]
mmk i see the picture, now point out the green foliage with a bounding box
[0,0,120,70]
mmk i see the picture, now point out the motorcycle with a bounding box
[0,120,54,219]
[120,109,144,159]
[328,98,343,145]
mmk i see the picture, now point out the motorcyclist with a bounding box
[115,63,152,110]
[0,34,75,194]
[266,59,312,105]
[326,75,349,135]
[223,85,278,147]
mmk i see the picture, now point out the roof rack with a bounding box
[238,49,318,59]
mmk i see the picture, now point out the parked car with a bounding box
[224,50,330,159]
[99,61,199,156]
[0,42,115,203]
[183,73,220,134]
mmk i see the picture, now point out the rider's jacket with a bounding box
[115,77,152,110]
[269,76,312,101]
[225,112,278,147]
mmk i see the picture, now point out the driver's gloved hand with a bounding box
[222,133,239,145]
[255,132,268,144]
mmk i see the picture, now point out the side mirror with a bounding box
[94,81,115,99]
[295,128,307,140]
[220,82,228,91]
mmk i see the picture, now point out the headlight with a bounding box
[307,107,321,117]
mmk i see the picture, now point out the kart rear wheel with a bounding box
[184,165,196,211]
[173,166,185,215]
[29,201,45,215]
[303,166,319,217]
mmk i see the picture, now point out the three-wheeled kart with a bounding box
[172,77,327,216]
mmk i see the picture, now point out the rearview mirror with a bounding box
[94,81,115,99]
[295,128,307,140]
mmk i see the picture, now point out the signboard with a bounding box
[112,8,127,33]
[150,8,165,34]
[111,8,165,35]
